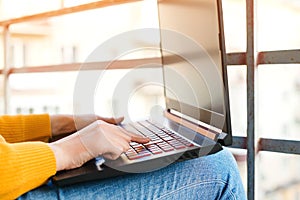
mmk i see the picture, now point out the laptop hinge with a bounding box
[164,111,217,141]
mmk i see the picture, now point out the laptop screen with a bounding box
[157,0,231,135]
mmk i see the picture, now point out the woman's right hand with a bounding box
[49,120,150,171]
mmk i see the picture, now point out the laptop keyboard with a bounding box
[123,120,195,160]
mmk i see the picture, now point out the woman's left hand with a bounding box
[50,114,124,137]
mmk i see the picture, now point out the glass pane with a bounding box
[7,1,159,68]
[8,68,164,118]
[258,151,300,200]
[0,0,61,20]
[9,72,76,114]
[222,0,247,53]
[227,66,247,136]
[230,148,247,193]
[257,0,300,51]
[257,65,300,140]
[64,0,99,8]
[93,68,164,122]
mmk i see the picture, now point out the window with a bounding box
[1,0,160,115]
[1,0,300,199]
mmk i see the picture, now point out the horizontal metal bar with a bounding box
[231,136,247,149]
[259,138,300,155]
[232,137,300,155]
[8,63,82,74]
[0,57,161,74]
[0,0,140,26]
[3,50,300,73]
[3,50,299,73]
[257,49,300,65]
[226,52,246,65]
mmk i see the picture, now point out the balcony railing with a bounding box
[1,1,300,199]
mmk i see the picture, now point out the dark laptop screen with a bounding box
[158,0,231,135]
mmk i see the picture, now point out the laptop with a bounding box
[52,0,231,186]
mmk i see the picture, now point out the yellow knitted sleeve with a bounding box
[0,115,56,199]
[0,114,52,143]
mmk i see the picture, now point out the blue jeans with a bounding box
[19,149,246,200]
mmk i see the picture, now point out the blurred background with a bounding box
[0,0,300,199]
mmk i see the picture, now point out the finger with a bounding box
[125,131,150,143]
[120,141,131,152]
[131,135,150,144]
[105,140,130,160]
[121,129,150,144]
[98,116,124,125]
[107,138,130,153]
[114,126,131,142]
[100,140,124,160]
[117,126,138,142]
[98,121,131,142]
[106,132,131,150]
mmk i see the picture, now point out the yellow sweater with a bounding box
[0,114,56,200]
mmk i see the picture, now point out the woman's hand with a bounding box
[50,114,124,137]
[48,120,150,171]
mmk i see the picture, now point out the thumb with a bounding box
[127,131,150,144]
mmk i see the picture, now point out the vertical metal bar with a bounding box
[3,25,10,114]
[246,0,256,199]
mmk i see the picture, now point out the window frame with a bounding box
[1,1,300,200]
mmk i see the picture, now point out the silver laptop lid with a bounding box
[157,0,232,145]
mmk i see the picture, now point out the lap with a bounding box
[18,149,246,200]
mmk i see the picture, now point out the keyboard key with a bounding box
[130,142,139,146]
[156,142,174,152]
[144,139,163,146]
[176,138,195,147]
[171,134,182,139]
[180,141,193,147]
[125,145,152,160]
[166,140,185,149]
[170,145,184,150]
[144,144,163,154]
[147,120,165,129]
[131,123,153,136]
[133,145,145,153]
[127,153,151,160]
[126,150,137,154]
[160,135,174,141]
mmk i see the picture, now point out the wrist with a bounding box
[50,115,75,137]
[49,132,94,171]
[48,142,65,171]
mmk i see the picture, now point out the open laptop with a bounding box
[52,0,231,186]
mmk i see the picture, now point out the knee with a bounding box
[211,149,246,199]
[186,149,246,199]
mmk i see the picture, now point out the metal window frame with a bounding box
[1,1,300,200]
[227,1,300,199]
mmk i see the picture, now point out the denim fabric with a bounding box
[18,149,246,200]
